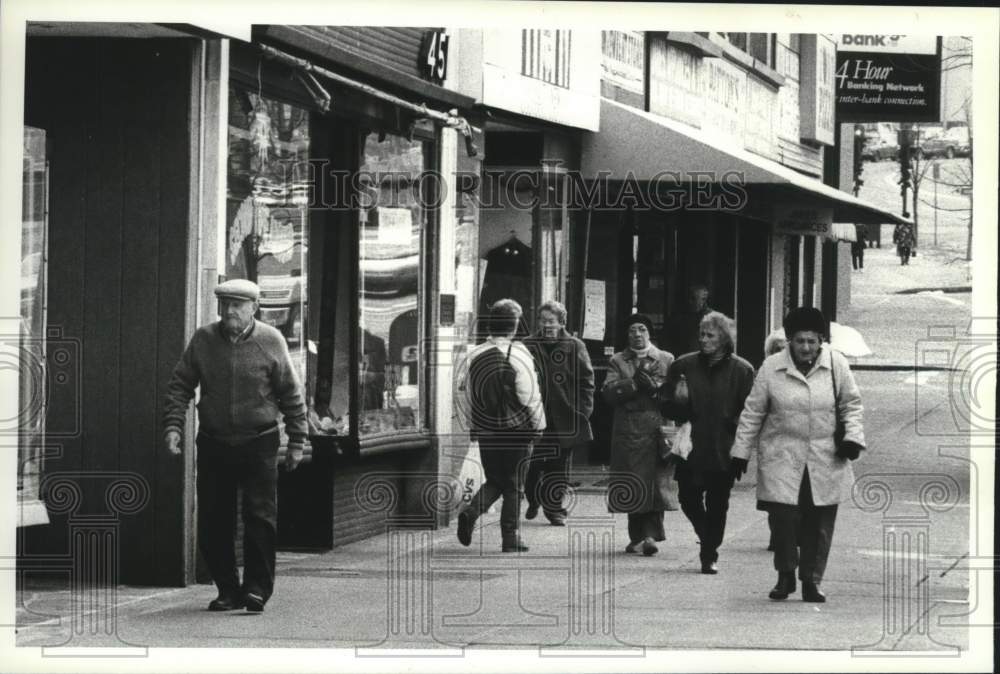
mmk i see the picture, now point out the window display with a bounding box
[226,86,310,385]
[357,134,429,436]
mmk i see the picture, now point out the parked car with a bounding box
[863,136,899,162]
[917,127,971,159]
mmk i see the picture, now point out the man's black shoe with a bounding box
[801,581,827,603]
[502,535,529,552]
[700,560,719,575]
[244,592,265,613]
[768,572,796,600]
[525,504,539,520]
[208,594,245,611]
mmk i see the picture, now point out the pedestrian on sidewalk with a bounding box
[163,279,307,614]
[602,314,676,557]
[661,311,755,575]
[731,307,866,603]
[458,299,546,553]
[523,301,595,527]
[893,223,915,265]
[850,226,865,271]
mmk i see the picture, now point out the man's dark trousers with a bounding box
[524,433,570,519]
[196,431,279,602]
[466,435,532,540]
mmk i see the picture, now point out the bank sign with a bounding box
[835,34,941,122]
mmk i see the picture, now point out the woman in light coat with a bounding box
[731,307,865,602]
[602,314,676,556]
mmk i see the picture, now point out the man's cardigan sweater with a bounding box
[164,320,308,447]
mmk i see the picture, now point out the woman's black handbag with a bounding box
[831,357,847,448]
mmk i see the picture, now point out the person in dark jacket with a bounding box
[457,299,546,552]
[523,300,595,526]
[661,311,755,574]
[603,314,676,556]
[164,279,307,614]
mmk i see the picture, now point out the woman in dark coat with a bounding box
[602,314,676,556]
[661,311,755,574]
[524,301,596,525]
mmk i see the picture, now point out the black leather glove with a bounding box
[835,440,864,461]
[634,369,656,393]
[730,457,749,481]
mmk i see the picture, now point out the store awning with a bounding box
[581,98,911,227]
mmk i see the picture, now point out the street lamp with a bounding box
[897,124,914,220]
[852,125,865,197]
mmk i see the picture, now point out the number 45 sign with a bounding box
[421,29,449,84]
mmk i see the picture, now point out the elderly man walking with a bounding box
[164,279,307,614]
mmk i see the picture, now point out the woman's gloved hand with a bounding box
[730,457,749,481]
[835,440,864,461]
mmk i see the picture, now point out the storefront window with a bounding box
[357,134,428,436]
[225,86,310,388]
[19,126,48,524]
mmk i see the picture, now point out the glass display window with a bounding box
[356,133,431,438]
[225,86,311,385]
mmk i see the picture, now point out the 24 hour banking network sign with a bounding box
[835,35,942,123]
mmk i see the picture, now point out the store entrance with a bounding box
[581,209,768,466]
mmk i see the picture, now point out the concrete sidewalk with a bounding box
[16,370,971,654]
[840,245,972,369]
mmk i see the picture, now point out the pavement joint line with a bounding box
[15,586,193,633]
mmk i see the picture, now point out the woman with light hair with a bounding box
[661,311,755,574]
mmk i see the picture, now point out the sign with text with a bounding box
[773,204,834,237]
[799,35,837,145]
[835,35,942,123]
[602,30,645,95]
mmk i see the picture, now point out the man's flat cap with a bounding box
[214,279,260,301]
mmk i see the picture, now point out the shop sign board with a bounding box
[602,30,645,95]
[702,57,745,143]
[650,44,703,128]
[799,34,837,145]
[835,34,942,123]
[481,29,600,131]
[773,204,834,237]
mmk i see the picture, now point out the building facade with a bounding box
[16,25,905,586]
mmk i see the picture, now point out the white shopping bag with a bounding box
[451,441,484,513]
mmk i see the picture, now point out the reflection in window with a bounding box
[357,134,428,436]
[225,86,310,389]
[19,126,48,523]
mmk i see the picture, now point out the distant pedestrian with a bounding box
[851,225,866,270]
[664,284,712,358]
[458,299,546,553]
[893,223,915,265]
[661,311,755,574]
[603,314,676,556]
[523,301,595,526]
[164,279,307,614]
[731,307,866,603]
